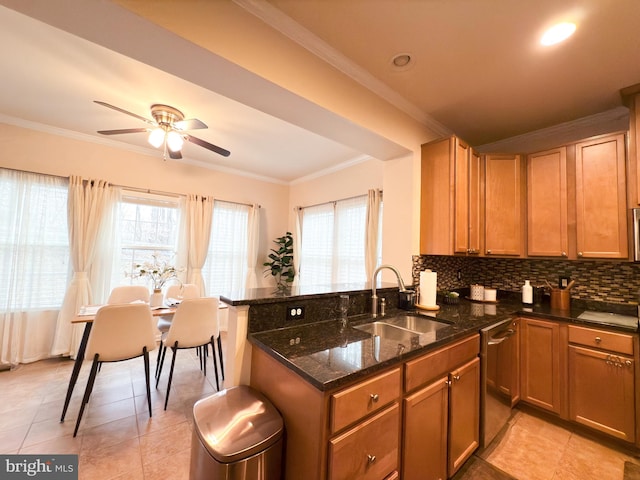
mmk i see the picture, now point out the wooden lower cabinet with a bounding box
[329,403,400,480]
[520,317,564,415]
[402,336,480,480]
[448,357,481,476]
[403,376,448,480]
[568,325,637,442]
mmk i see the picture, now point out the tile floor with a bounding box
[455,409,640,480]
[1,342,639,480]
[0,336,226,480]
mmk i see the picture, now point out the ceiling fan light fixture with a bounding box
[166,130,184,152]
[148,127,165,148]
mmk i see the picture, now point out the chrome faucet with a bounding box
[371,264,408,318]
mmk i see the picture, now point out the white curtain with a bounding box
[245,204,260,289]
[292,207,303,287]
[51,177,118,358]
[186,194,214,295]
[0,170,69,367]
[365,189,382,281]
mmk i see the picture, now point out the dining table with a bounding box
[60,304,176,422]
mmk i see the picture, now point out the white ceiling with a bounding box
[1,0,639,182]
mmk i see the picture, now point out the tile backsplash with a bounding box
[413,255,640,305]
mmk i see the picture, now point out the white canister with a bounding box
[484,288,497,302]
[470,284,484,301]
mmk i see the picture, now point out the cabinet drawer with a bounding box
[329,403,400,480]
[568,325,634,355]
[404,334,479,392]
[331,367,401,433]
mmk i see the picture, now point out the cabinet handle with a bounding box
[626,360,633,367]
[578,252,583,257]
[595,336,602,344]
[445,379,451,386]
[561,251,567,257]
[486,250,492,255]
[370,393,379,402]
[367,454,376,464]
[452,374,460,382]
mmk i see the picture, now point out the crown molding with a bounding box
[475,107,630,154]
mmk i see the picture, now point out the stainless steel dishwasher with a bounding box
[480,318,518,448]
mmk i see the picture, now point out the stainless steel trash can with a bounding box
[190,385,284,480]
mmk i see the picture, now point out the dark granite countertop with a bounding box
[248,293,639,392]
[220,281,399,306]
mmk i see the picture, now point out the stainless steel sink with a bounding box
[353,321,420,343]
[382,314,450,334]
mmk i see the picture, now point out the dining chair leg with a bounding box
[210,338,220,391]
[156,344,167,388]
[164,342,179,410]
[74,354,100,437]
[217,334,225,381]
[155,339,164,378]
[143,346,152,418]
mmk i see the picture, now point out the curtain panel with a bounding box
[51,176,118,359]
[186,194,214,295]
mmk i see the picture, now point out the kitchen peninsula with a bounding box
[244,286,639,480]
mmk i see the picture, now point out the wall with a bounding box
[413,255,640,305]
[0,123,289,286]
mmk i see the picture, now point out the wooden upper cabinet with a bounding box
[575,133,628,259]
[484,153,524,256]
[527,147,569,258]
[421,136,481,256]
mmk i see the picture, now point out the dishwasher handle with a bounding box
[487,328,515,345]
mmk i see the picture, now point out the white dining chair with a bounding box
[155,297,221,409]
[164,283,199,305]
[73,303,157,437]
[107,285,150,304]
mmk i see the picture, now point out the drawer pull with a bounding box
[452,374,460,382]
[367,454,376,464]
[370,393,379,402]
[594,336,601,343]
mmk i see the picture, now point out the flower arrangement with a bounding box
[129,254,182,291]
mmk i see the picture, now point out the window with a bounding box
[299,194,382,286]
[112,191,181,288]
[0,169,70,309]
[203,201,250,296]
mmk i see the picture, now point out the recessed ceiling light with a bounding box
[540,22,576,46]
[392,53,412,68]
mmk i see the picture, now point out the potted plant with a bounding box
[263,232,295,288]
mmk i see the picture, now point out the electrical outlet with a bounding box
[286,305,305,321]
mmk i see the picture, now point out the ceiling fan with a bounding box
[94,100,230,159]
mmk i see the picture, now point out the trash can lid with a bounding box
[193,385,284,463]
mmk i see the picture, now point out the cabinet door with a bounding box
[484,154,524,256]
[568,345,635,442]
[495,319,521,405]
[448,357,480,477]
[527,147,569,257]
[454,140,471,254]
[575,133,628,259]
[421,137,456,255]
[402,376,449,480]
[468,149,482,255]
[329,403,399,480]
[520,318,562,414]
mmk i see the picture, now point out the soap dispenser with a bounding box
[522,280,533,305]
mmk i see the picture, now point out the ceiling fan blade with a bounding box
[168,149,182,160]
[94,100,156,126]
[174,118,207,130]
[185,134,231,157]
[97,128,149,135]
